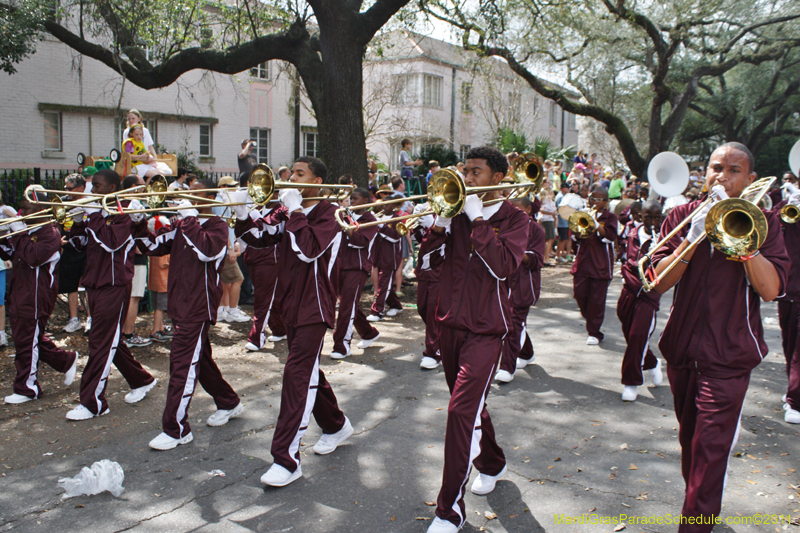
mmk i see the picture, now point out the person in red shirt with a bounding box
[496,195,544,382]
[65,170,156,421]
[652,143,789,532]
[367,187,403,321]
[1,192,79,404]
[331,188,381,359]
[617,200,663,402]
[137,181,243,450]
[418,147,528,533]
[571,186,618,345]
[233,157,352,487]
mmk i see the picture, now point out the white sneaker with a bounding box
[313,417,354,455]
[495,369,514,383]
[586,336,599,345]
[782,394,787,403]
[64,352,79,386]
[64,318,82,333]
[149,431,193,450]
[4,393,33,404]
[420,356,440,370]
[66,404,109,420]
[124,379,158,404]
[648,359,663,386]
[207,402,243,427]
[366,314,382,322]
[516,356,535,369]
[217,307,230,322]
[261,463,302,487]
[622,385,638,401]
[245,342,260,351]
[5,351,13,358]
[786,408,800,424]
[0,331,7,347]
[267,334,287,342]
[471,465,507,495]
[386,307,401,317]
[84,317,92,333]
[330,349,350,360]
[357,332,381,349]
[427,517,461,533]
[226,308,250,323]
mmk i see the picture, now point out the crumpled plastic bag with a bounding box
[58,460,125,499]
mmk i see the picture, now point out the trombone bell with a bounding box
[568,209,597,239]
[781,204,800,224]
[705,198,767,257]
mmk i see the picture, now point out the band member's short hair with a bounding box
[717,142,754,173]
[296,156,328,182]
[64,173,86,189]
[352,188,370,201]
[95,169,121,192]
[338,174,354,185]
[466,146,509,177]
[122,174,141,190]
[198,179,215,190]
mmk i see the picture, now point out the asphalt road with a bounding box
[0,265,797,533]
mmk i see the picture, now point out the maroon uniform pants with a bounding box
[668,365,749,533]
[573,276,610,340]
[10,315,76,399]
[162,321,240,438]
[499,305,534,374]
[617,286,658,385]
[247,262,286,349]
[271,323,347,472]
[435,326,506,528]
[370,267,402,317]
[777,300,800,410]
[332,270,379,355]
[417,280,441,362]
[79,285,154,415]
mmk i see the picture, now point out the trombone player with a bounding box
[650,143,789,532]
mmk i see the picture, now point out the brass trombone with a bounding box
[781,204,800,224]
[568,208,598,239]
[509,152,543,197]
[637,177,776,292]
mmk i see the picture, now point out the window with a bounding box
[43,111,61,151]
[550,101,558,127]
[303,132,319,158]
[459,145,471,161]
[423,74,442,108]
[249,127,270,164]
[118,119,157,146]
[251,62,270,80]
[392,74,417,105]
[566,112,577,130]
[199,124,212,156]
[461,82,472,113]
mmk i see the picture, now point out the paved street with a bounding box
[0,266,797,532]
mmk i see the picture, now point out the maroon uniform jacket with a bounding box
[654,200,789,379]
[418,200,529,336]
[570,210,618,280]
[413,224,442,283]
[137,216,228,323]
[509,218,545,308]
[0,224,61,319]
[339,211,378,273]
[243,208,281,268]
[620,223,661,310]
[235,200,341,328]
[373,210,402,271]
[68,206,145,289]
[775,200,800,302]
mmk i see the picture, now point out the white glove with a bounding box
[419,214,435,229]
[413,202,430,215]
[783,183,799,197]
[711,184,729,202]
[686,202,712,243]
[279,188,303,213]
[462,195,484,221]
[789,192,800,207]
[434,215,452,229]
[128,199,145,223]
[177,200,198,219]
[82,202,101,216]
[9,221,25,233]
[1,206,16,218]
[230,189,250,220]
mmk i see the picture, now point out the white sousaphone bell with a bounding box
[789,138,800,178]
[647,151,690,198]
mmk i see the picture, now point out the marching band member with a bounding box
[367,185,404,321]
[331,188,381,359]
[138,180,243,450]
[65,169,157,421]
[233,156,352,487]
[571,186,618,345]
[496,195,544,382]
[419,147,528,533]
[617,200,663,401]
[774,180,800,424]
[2,192,79,404]
[652,143,789,531]
[411,202,442,370]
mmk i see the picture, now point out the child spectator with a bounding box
[148,216,172,343]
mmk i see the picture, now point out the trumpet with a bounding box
[568,208,598,239]
[637,176,776,292]
[781,204,800,224]
[397,217,420,236]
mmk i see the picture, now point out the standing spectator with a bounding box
[367,149,378,184]
[0,192,15,347]
[168,167,189,190]
[553,160,566,188]
[573,149,587,167]
[120,174,152,348]
[147,216,172,343]
[591,162,602,183]
[426,160,440,186]
[554,183,573,263]
[238,139,258,175]
[608,170,626,200]
[399,139,422,180]
[539,189,558,265]
[60,174,90,333]
[455,161,465,178]
[276,166,290,182]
